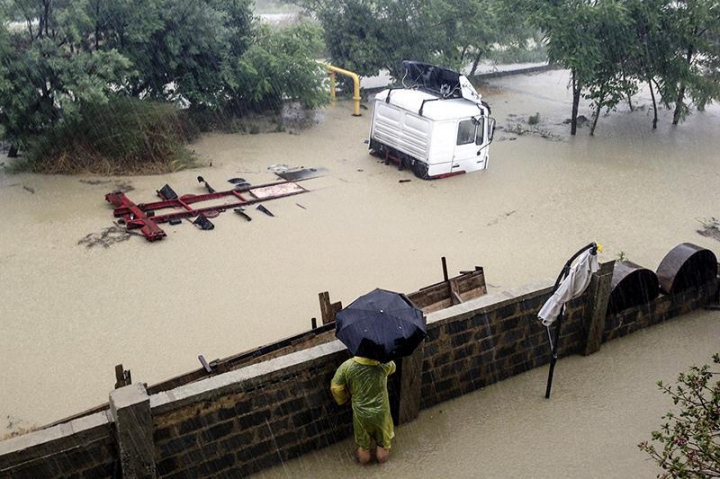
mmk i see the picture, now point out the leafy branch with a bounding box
[639,353,720,478]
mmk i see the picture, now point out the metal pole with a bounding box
[442,257,449,282]
[544,242,597,399]
[545,307,564,398]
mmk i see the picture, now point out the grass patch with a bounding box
[14,98,200,175]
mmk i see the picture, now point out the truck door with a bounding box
[452,118,486,172]
[476,117,496,170]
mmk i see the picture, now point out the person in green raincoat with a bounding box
[331,356,396,464]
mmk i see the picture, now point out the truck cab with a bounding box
[369,62,495,179]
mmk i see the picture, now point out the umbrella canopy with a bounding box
[538,249,599,327]
[335,288,427,363]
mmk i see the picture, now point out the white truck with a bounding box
[368,61,495,180]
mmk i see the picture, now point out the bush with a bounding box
[528,112,541,125]
[228,22,329,114]
[639,353,720,478]
[16,98,199,175]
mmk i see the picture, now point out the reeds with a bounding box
[18,98,200,175]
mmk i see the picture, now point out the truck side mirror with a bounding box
[488,118,496,142]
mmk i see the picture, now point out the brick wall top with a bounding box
[150,341,348,416]
[427,279,555,325]
[0,410,112,470]
[149,280,557,416]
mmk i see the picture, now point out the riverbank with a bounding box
[1,69,719,437]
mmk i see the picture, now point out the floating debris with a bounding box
[256,204,274,217]
[78,225,140,249]
[234,207,252,221]
[193,214,215,230]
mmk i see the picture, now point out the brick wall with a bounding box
[149,342,355,478]
[1,271,717,478]
[603,280,718,342]
[418,282,587,408]
[0,411,116,479]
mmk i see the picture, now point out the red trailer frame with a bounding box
[106,180,308,241]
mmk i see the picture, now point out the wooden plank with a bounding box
[408,268,486,312]
[449,278,463,305]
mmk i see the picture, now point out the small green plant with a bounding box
[638,353,720,478]
[698,217,719,230]
[528,112,541,125]
[617,251,627,262]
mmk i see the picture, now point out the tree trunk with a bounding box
[648,77,658,129]
[460,45,469,64]
[673,45,694,125]
[8,145,18,158]
[590,88,605,136]
[469,51,483,78]
[571,70,581,136]
[95,0,100,51]
[626,92,634,111]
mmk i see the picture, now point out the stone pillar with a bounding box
[109,383,156,479]
[583,260,615,356]
[395,345,424,424]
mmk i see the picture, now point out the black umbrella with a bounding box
[335,288,427,363]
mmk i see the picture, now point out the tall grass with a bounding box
[17,98,199,175]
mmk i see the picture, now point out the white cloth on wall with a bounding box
[538,250,599,327]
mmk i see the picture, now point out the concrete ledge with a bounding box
[0,411,112,469]
[150,340,348,415]
[427,279,555,325]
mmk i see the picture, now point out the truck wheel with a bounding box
[412,161,430,180]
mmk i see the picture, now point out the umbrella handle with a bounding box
[552,242,598,290]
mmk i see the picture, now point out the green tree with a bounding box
[661,0,720,125]
[229,21,327,113]
[300,0,532,80]
[582,0,637,136]
[624,0,670,129]
[639,353,720,478]
[0,0,327,163]
[0,0,129,153]
[94,0,252,105]
[527,0,642,135]
[528,0,601,135]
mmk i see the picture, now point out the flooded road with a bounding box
[256,309,720,479]
[1,69,719,436]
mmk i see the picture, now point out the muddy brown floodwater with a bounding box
[0,69,719,458]
[256,309,720,479]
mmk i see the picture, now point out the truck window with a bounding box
[456,120,475,145]
[475,117,485,145]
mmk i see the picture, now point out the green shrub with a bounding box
[528,112,541,125]
[16,98,199,175]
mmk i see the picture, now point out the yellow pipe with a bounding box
[329,71,336,106]
[322,63,361,116]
